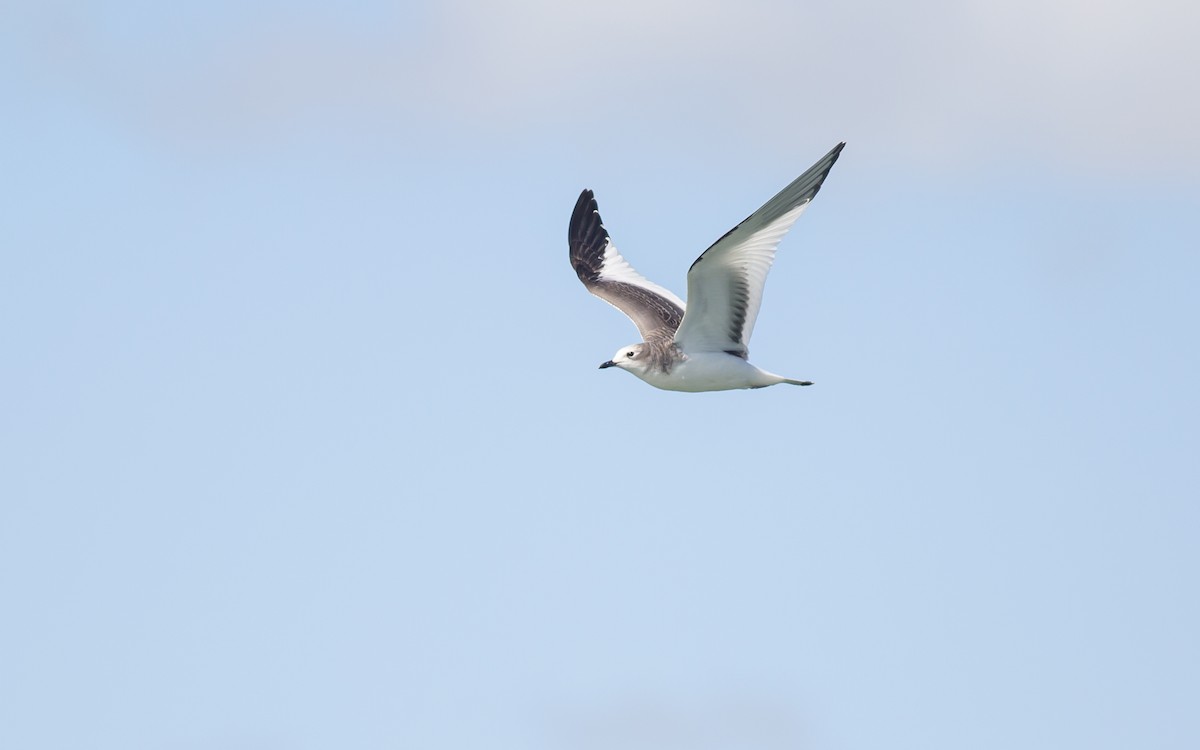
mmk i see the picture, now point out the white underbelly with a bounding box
[637,352,779,392]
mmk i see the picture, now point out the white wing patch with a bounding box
[597,239,686,311]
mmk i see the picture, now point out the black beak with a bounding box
[599,360,616,369]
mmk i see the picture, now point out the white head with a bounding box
[598,343,651,376]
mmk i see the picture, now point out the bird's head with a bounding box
[599,344,650,375]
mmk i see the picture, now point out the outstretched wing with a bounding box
[673,142,844,357]
[569,189,685,343]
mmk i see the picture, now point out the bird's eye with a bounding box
[627,351,636,358]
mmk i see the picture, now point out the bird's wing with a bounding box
[673,142,844,357]
[569,188,685,343]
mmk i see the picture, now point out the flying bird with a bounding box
[568,142,844,391]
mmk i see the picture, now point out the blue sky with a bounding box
[2,2,1198,749]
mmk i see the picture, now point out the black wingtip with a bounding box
[822,140,847,171]
[568,188,610,283]
[804,142,846,202]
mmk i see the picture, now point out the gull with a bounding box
[568,142,844,392]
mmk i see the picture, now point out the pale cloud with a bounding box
[416,0,1200,174]
[8,0,1198,173]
